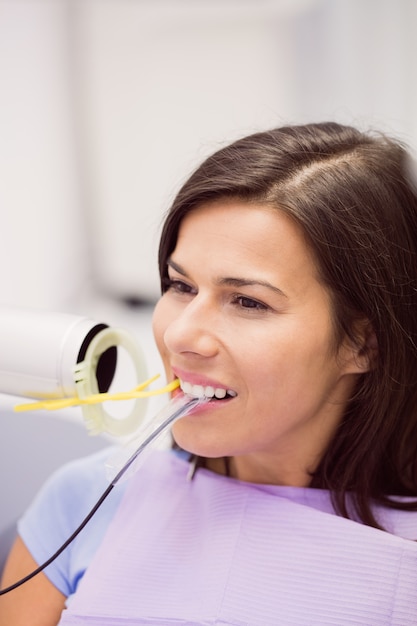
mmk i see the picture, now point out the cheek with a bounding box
[152,299,170,362]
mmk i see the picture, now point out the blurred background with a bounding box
[1,0,417,557]
[1,0,416,317]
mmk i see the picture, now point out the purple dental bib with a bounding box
[58,450,417,625]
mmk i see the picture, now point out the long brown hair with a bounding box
[158,122,417,529]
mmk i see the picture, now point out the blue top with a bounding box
[18,446,127,597]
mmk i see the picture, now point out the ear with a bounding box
[341,319,378,375]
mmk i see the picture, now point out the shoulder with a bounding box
[374,501,417,541]
[18,446,127,597]
[21,446,120,526]
[44,446,116,492]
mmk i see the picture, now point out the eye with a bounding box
[163,277,196,295]
[232,295,270,311]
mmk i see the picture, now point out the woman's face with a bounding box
[153,200,364,485]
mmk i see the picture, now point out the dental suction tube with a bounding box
[0,307,148,435]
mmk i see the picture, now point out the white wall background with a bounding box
[1,0,416,314]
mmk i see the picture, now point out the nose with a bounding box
[163,295,219,359]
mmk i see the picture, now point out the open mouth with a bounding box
[180,380,237,401]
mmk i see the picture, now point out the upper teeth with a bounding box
[180,380,237,399]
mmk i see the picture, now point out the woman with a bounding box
[2,122,417,624]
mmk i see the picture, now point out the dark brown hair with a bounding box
[158,122,417,529]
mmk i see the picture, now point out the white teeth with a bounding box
[179,380,236,400]
[192,385,205,398]
[205,386,215,398]
[181,381,193,395]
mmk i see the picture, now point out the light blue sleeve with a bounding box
[18,446,127,597]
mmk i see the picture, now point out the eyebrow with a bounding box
[167,258,288,298]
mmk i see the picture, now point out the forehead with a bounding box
[176,200,308,253]
[172,200,320,294]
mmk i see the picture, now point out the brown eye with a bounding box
[164,278,196,295]
[233,295,269,311]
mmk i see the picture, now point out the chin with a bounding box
[171,423,228,459]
